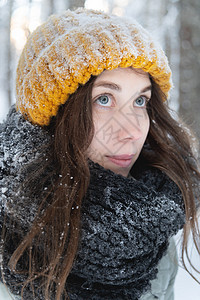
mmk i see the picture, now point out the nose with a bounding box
[117,112,143,142]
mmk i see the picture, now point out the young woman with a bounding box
[0,8,200,300]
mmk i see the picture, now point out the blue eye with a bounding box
[135,96,148,107]
[95,95,112,106]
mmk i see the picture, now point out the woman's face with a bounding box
[87,67,151,177]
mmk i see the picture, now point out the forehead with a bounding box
[94,67,151,88]
[95,67,149,80]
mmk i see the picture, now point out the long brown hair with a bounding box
[7,74,200,299]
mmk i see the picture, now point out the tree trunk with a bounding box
[179,0,200,139]
[68,0,85,10]
[5,0,13,107]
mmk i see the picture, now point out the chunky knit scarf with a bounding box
[67,161,185,300]
[0,107,185,299]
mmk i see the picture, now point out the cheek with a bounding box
[90,112,111,146]
[87,119,105,161]
[144,114,150,138]
[139,111,150,144]
[145,112,150,131]
[87,138,99,162]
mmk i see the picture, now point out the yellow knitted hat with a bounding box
[16,8,172,126]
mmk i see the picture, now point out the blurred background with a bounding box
[0,0,200,298]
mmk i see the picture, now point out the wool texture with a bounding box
[16,8,172,126]
[0,107,185,299]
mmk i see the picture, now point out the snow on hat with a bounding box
[16,8,172,126]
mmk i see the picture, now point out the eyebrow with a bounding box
[93,81,121,91]
[140,85,152,93]
[93,81,152,93]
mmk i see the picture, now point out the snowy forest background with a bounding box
[0,0,200,299]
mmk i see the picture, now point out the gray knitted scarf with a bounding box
[0,107,185,299]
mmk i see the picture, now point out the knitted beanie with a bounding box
[16,8,172,126]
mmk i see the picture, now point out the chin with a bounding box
[106,165,130,177]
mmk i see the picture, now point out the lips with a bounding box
[106,154,134,167]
